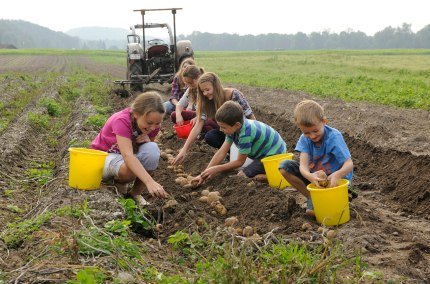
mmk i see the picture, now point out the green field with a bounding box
[2,49,429,109]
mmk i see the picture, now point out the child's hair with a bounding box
[196,72,227,119]
[183,65,205,103]
[293,99,325,127]
[130,91,165,117]
[176,58,196,88]
[215,101,244,126]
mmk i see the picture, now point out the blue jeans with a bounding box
[163,101,176,116]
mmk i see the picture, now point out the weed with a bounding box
[85,114,108,128]
[28,111,50,129]
[0,211,53,248]
[39,98,62,116]
[56,200,90,218]
[27,161,54,186]
[4,189,13,197]
[119,198,155,233]
[67,267,106,284]
[104,220,131,237]
[6,205,22,214]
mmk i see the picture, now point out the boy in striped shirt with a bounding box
[193,101,287,185]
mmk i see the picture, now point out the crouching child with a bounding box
[193,101,287,185]
[278,100,353,217]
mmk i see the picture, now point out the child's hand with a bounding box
[327,172,341,188]
[190,117,197,126]
[136,134,151,144]
[201,166,219,180]
[171,149,186,165]
[145,180,168,198]
[192,175,205,186]
[176,113,184,126]
[311,170,327,188]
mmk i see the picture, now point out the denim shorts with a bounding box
[102,142,160,180]
[278,159,310,185]
[242,159,265,178]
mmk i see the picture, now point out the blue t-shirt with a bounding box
[226,119,286,160]
[295,125,353,182]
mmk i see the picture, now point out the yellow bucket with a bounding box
[68,148,108,190]
[261,153,293,189]
[307,179,350,226]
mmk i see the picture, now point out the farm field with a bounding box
[0,50,429,283]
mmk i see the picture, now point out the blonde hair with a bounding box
[183,65,205,104]
[293,99,325,127]
[196,72,227,119]
[176,57,196,89]
[130,91,165,117]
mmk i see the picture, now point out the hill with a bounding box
[0,19,80,49]
[66,26,128,41]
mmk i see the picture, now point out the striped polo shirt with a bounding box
[226,119,286,159]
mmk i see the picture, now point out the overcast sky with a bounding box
[1,0,428,36]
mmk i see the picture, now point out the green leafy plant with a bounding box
[104,220,131,237]
[85,114,108,128]
[27,161,54,186]
[27,112,50,129]
[67,267,106,284]
[119,198,155,233]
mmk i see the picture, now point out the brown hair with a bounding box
[183,65,205,104]
[130,91,165,117]
[215,101,244,126]
[196,72,228,119]
[293,99,325,127]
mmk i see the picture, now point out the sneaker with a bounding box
[306,198,315,217]
[133,195,150,207]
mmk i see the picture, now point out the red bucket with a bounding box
[173,120,193,139]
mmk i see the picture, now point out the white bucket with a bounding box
[230,143,253,167]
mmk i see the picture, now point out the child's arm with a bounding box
[298,152,327,188]
[171,118,204,165]
[327,158,353,187]
[200,142,246,181]
[117,135,167,198]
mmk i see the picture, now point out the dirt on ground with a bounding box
[0,55,429,283]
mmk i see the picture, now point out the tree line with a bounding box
[1,19,429,50]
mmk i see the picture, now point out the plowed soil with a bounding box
[0,54,429,283]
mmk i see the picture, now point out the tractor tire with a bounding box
[129,62,143,93]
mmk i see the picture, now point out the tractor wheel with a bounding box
[129,62,143,93]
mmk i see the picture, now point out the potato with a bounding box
[301,222,312,231]
[167,165,174,170]
[199,196,208,203]
[247,181,255,188]
[154,223,163,232]
[201,189,210,196]
[179,179,189,186]
[242,226,254,237]
[317,227,325,234]
[165,149,174,154]
[160,151,168,160]
[317,171,329,188]
[207,192,220,204]
[183,184,193,189]
[175,177,185,185]
[214,203,227,215]
[195,218,205,226]
[224,216,239,227]
[235,227,243,235]
[326,230,337,239]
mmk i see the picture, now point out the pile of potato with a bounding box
[160,148,198,188]
[198,189,227,215]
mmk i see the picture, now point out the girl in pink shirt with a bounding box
[92,91,168,205]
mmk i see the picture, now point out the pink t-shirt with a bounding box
[91,108,159,154]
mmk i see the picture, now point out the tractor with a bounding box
[114,8,194,95]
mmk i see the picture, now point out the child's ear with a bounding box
[322,117,327,124]
[235,122,242,128]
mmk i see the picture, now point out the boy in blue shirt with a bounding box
[193,101,286,185]
[279,100,353,217]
